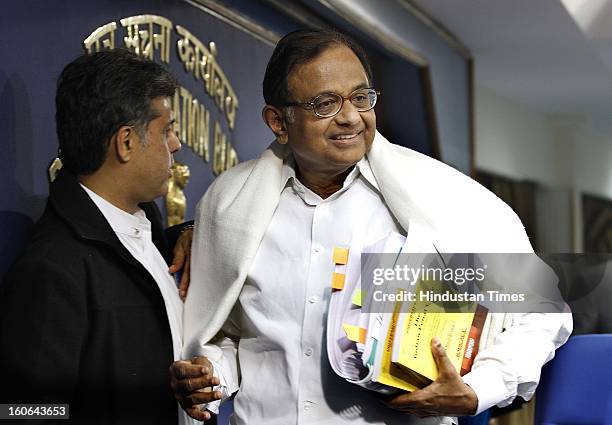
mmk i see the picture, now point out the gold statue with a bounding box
[48,157,63,183]
[166,162,190,226]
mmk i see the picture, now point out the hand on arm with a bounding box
[383,337,478,418]
[168,226,193,300]
[169,356,222,421]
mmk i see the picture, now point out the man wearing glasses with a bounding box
[172,30,571,424]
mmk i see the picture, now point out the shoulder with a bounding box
[1,242,85,307]
[5,208,94,288]
[203,141,287,201]
[403,146,517,216]
[370,133,530,251]
[372,133,512,216]
[207,158,259,197]
[196,142,287,216]
[194,158,260,219]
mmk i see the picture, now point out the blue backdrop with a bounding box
[1,1,445,423]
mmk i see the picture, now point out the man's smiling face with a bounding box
[284,44,376,177]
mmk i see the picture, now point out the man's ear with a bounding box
[114,125,137,163]
[262,105,289,145]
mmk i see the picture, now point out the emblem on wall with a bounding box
[49,14,243,218]
[82,14,240,175]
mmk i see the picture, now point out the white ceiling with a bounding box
[410,0,612,123]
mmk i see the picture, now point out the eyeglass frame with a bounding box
[279,87,380,118]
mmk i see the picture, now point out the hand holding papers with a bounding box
[382,337,479,417]
[326,232,488,394]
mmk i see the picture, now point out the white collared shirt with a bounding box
[193,138,571,425]
[81,185,195,425]
[207,158,457,424]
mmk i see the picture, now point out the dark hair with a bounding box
[263,29,373,106]
[55,48,178,175]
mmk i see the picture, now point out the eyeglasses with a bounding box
[281,87,380,118]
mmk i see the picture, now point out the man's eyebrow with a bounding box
[351,82,370,91]
[167,118,176,127]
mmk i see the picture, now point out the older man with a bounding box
[173,30,571,424]
[0,49,197,424]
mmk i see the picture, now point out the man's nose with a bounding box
[169,131,181,154]
[334,98,361,126]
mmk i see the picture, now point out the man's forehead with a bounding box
[287,45,368,97]
[150,96,173,120]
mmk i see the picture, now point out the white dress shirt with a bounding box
[186,133,571,425]
[206,159,457,424]
[81,185,195,425]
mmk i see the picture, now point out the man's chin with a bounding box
[331,144,367,165]
[147,186,169,203]
[324,156,365,176]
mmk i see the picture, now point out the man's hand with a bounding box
[383,337,478,418]
[168,226,193,300]
[170,356,222,421]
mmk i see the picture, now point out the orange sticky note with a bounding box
[332,272,345,290]
[333,247,349,265]
[343,324,367,344]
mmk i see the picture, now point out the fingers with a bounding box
[170,229,193,299]
[430,337,456,380]
[191,356,212,367]
[170,357,218,401]
[381,391,405,406]
[171,357,222,422]
[170,360,208,380]
[382,339,478,417]
[169,227,193,274]
[178,251,191,300]
[384,393,430,410]
[185,388,223,405]
[187,406,218,422]
[186,406,212,421]
[176,374,220,395]
[169,247,185,274]
[384,391,439,417]
[382,391,418,410]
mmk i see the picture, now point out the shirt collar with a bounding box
[80,184,151,238]
[358,155,381,192]
[280,154,381,205]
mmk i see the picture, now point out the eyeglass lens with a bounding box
[313,89,377,117]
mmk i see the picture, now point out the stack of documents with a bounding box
[326,232,487,394]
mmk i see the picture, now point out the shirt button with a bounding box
[304,348,313,357]
[308,296,318,304]
[304,400,313,411]
[313,246,321,253]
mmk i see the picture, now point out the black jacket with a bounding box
[0,171,180,424]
